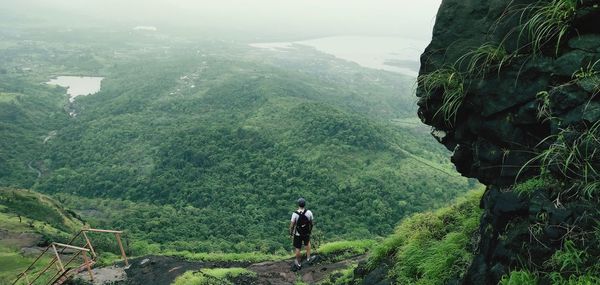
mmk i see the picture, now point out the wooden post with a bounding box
[82,231,96,258]
[82,251,94,282]
[51,244,65,272]
[115,233,128,266]
[86,228,122,234]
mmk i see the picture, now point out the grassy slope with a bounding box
[325,189,484,285]
[0,188,83,283]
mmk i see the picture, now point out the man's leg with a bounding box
[306,240,311,261]
[295,247,302,265]
[293,235,302,266]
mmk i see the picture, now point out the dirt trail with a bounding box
[249,254,365,285]
[80,254,364,285]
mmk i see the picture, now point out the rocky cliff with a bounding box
[418,0,600,283]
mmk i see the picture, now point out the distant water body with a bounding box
[250,36,429,77]
[47,76,103,103]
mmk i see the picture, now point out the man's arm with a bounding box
[289,221,296,236]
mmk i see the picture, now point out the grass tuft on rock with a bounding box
[418,67,466,125]
[456,43,513,78]
[519,0,579,55]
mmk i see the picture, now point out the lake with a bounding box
[250,36,429,77]
[47,76,104,102]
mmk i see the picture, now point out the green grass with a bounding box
[164,250,286,263]
[367,190,483,285]
[418,67,466,125]
[536,90,552,121]
[519,0,579,55]
[0,251,33,282]
[572,59,600,95]
[456,43,513,78]
[171,268,256,285]
[0,188,82,234]
[318,265,357,285]
[164,240,373,264]
[549,240,588,273]
[525,121,600,200]
[0,189,84,284]
[318,240,375,256]
[0,215,70,285]
[549,273,600,285]
[513,176,558,197]
[0,251,56,285]
[499,270,538,285]
[317,240,375,263]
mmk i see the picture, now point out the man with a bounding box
[289,197,313,269]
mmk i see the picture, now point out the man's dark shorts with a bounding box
[293,235,310,249]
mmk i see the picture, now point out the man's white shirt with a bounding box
[291,210,313,236]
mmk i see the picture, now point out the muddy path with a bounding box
[249,254,365,285]
[83,254,364,285]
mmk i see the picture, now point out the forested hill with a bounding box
[0,28,475,253]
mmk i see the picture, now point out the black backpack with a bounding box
[295,209,312,236]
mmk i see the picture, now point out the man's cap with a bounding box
[297,198,306,207]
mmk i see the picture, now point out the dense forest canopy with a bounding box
[0,23,476,254]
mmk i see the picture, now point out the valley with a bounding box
[0,9,479,285]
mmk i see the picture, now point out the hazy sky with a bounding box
[7,0,443,40]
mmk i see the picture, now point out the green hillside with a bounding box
[0,79,69,188]
[0,28,476,254]
[0,188,83,283]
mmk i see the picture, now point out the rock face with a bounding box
[418,0,600,284]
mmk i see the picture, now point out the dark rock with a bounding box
[514,101,541,125]
[359,265,391,285]
[414,0,600,283]
[568,34,600,51]
[489,263,507,283]
[549,84,590,114]
[451,144,474,177]
[553,50,590,77]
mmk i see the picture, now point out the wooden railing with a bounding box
[12,228,128,285]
